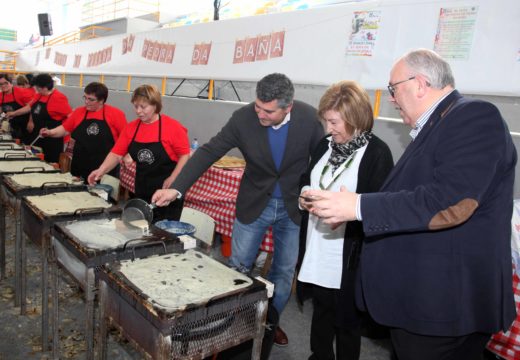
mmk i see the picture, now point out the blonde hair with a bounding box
[318,80,373,134]
[131,84,162,113]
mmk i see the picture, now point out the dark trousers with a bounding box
[309,285,361,360]
[390,328,490,360]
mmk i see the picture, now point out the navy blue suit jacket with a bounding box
[359,90,517,336]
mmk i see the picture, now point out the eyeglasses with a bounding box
[83,95,98,103]
[0,82,10,87]
[387,76,415,97]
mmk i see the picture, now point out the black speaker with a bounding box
[38,13,53,36]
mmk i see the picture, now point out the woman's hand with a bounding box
[39,128,50,137]
[87,169,104,185]
[122,153,133,167]
[26,119,34,133]
[162,175,175,189]
[299,190,315,212]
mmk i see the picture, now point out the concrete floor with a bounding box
[0,206,393,360]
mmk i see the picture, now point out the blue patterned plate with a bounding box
[154,220,196,236]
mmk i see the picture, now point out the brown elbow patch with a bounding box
[428,198,478,230]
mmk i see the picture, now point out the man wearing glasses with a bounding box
[0,73,34,144]
[39,82,127,181]
[305,48,517,359]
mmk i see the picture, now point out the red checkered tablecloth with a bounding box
[487,268,520,359]
[119,161,136,193]
[119,163,273,252]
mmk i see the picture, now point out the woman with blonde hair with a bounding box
[297,80,393,360]
[89,84,190,220]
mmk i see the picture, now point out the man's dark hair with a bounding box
[256,73,294,109]
[33,74,54,90]
[84,82,108,103]
[25,73,34,86]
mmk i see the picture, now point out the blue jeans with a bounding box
[230,198,300,314]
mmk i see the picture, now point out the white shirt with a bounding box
[298,137,367,289]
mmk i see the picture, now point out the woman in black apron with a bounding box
[71,106,117,181]
[29,74,72,163]
[128,114,184,220]
[40,83,126,182]
[0,74,31,143]
[88,84,190,221]
[31,91,64,162]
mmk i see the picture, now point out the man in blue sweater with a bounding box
[153,73,324,346]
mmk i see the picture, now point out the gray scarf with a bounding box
[327,131,372,173]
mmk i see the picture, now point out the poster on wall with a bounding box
[346,10,381,57]
[433,6,479,60]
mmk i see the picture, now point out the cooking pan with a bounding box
[122,198,156,225]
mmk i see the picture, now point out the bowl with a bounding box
[154,220,196,236]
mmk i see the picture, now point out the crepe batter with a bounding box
[119,250,253,310]
[64,218,146,250]
[25,191,111,215]
[7,172,81,188]
[0,160,55,172]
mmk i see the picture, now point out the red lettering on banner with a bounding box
[255,35,271,61]
[192,44,201,65]
[73,55,81,68]
[233,30,284,63]
[191,43,211,65]
[199,43,211,65]
[233,40,245,63]
[165,44,175,64]
[142,40,149,57]
[141,39,175,63]
[128,34,135,52]
[158,45,166,63]
[85,46,113,67]
[244,37,258,62]
[54,52,68,67]
[270,31,285,58]
[152,43,160,61]
[122,38,128,54]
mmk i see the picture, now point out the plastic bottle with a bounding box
[190,138,199,156]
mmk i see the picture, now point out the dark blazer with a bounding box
[360,90,517,336]
[172,100,324,224]
[297,134,394,327]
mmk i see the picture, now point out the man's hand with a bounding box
[152,189,179,207]
[306,186,359,224]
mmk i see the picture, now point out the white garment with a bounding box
[298,138,367,289]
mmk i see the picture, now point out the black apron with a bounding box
[31,92,63,163]
[70,106,118,181]
[2,88,30,144]
[128,115,183,221]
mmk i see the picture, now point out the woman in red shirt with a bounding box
[6,73,72,162]
[0,73,33,143]
[89,84,190,220]
[40,82,127,181]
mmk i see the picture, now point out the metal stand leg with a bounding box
[96,281,108,360]
[50,242,59,359]
[0,196,5,280]
[20,207,27,315]
[14,201,21,307]
[251,299,268,360]
[86,268,96,360]
[42,232,50,352]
